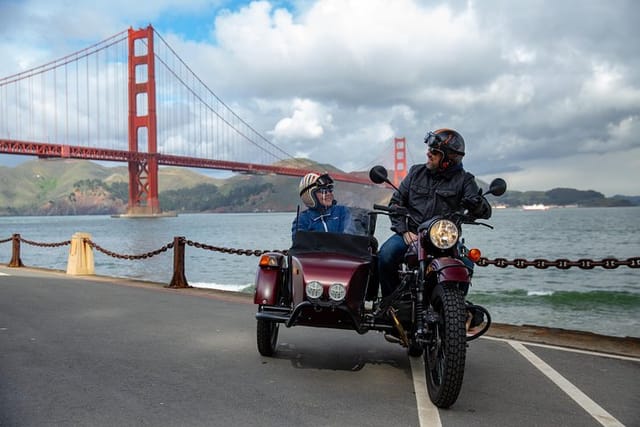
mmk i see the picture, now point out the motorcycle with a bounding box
[253,165,507,408]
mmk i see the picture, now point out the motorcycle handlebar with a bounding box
[372,204,494,229]
[373,204,390,212]
[373,204,409,216]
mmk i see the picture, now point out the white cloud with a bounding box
[1,0,639,196]
[271,98,329,140]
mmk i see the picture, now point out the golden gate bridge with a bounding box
[0,25,406,215]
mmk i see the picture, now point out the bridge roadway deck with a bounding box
[1,266,638,427]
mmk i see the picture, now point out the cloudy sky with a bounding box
[1,0,639,196]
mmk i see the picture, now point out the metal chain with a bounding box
[85,239,174,260]
[476,256,640,269]
[4,234,639,268]
[19,237,71,247]
[184,239,288,257]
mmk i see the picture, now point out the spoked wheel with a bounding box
[256,318,279,356]
[424,284,467,408]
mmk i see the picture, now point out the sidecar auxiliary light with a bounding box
[329,283,346,302]
[306,281,324,299]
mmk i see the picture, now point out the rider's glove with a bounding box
[471,198,492,219]
[402,232,417,245]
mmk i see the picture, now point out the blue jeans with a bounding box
[377,233,409,297]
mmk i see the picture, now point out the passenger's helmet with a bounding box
[299,172,334,208]
[424,128,465,170]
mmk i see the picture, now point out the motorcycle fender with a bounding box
[254,253,285,305]
[428,257,470,283]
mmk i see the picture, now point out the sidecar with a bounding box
[254,227,379,356]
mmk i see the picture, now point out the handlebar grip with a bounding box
[373,204,390,212]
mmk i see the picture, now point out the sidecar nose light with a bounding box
[306,281,323,299]
[328,283,346,302]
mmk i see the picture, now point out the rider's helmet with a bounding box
[299,172,334,208]
[424,128,465,170]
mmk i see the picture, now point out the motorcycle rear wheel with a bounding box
[257,318,279,356]
[424,284,467,408]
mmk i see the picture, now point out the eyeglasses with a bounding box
[318,188,334,194]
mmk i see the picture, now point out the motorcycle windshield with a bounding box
[289,231,372,261]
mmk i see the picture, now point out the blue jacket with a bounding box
[291,205,355,240]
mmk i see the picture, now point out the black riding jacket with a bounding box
[389,163,491,235]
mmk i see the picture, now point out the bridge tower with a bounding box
[127,25,160,215]
[393,137,407,187]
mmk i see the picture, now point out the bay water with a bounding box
[1,207,639,338]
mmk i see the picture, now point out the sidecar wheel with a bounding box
[257,319,279,357]
[424,284,467,408]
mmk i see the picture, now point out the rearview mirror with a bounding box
[487,178,507,197]
[369,165,389,184]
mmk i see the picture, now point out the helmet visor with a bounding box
[315,173,334,187]
[424,131,464,156]
[424,131,445,149]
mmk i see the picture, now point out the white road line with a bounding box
[0,272,9,276]
[509,341,626,427]
[410,356,442,427]
[483,335,640,362]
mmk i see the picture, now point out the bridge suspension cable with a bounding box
[152,30,295,164]
[0,30,129,86]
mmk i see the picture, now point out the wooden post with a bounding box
[9,234,24,267]
[167,236,189,288]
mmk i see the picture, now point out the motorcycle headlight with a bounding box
[428,219,459,249]
[328,283,346,302]
[305,281,323,299]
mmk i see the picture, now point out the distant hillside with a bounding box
[496,187,636,208]
[0,159,223,215]
[0,158,636,215]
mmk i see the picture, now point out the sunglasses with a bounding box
[428,147,444,156]
[318,187,334,194]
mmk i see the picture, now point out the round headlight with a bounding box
[328,283,346,301]
[305,281,323,299]
[428,219,459,249]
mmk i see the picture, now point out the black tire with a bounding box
[424,284,467,408]
[257,318,279,356]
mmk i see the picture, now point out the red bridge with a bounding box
[0,25,406,215]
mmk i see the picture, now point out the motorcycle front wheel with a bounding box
[256,318,279,356]
[424,284,467,408]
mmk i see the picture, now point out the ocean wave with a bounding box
[471,289,640,309]
[190,282,254,293]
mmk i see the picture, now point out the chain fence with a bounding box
[476,256,640,269]
[86,239,174,260]
[2,233,639,290]
[1,234,639,272]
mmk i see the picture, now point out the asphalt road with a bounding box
[1,267,638,427]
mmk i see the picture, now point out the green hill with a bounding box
[0,158,392,215]
[0,158,635,216]
[0,159,224,215]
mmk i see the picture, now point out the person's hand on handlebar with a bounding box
[402,231,418,245]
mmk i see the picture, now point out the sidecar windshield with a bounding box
[289,230,372,261]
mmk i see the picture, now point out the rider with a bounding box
[377,128,492,297]
[292,172,355,240]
